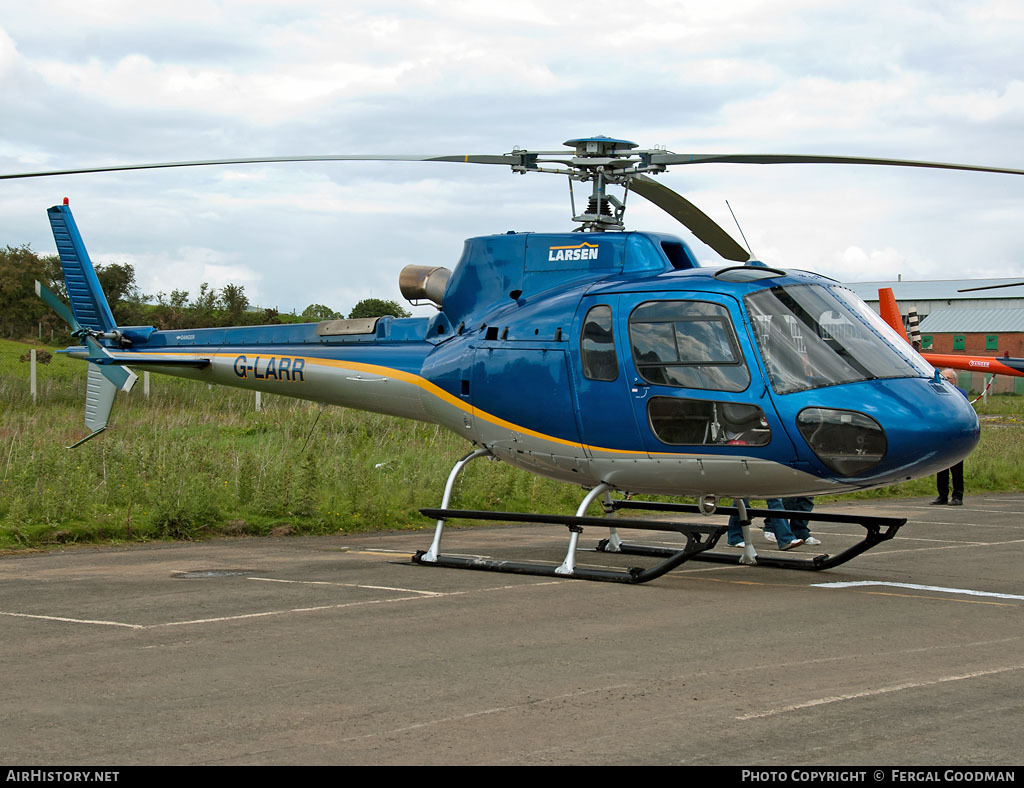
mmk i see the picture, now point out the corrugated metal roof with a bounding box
[843,279,1024,302]
[918,308,1024,333]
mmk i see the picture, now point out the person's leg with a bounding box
[783,497,814,540]
[727,514,744,546]
[765,498,800,548]
[950,462,964,504]
[763,498,784,540]
[932,469,949,504]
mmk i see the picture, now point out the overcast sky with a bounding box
[2,0,1023,316]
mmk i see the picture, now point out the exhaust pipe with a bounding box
[399,265,451,308]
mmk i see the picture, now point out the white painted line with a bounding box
[157,578,566,626]
[856,538,1024,556]
[334,684,632,743]
[444,581,565,595]
[675,564,753,574]
[886,536,988,543]
[813,581,1024,601]
[154,595,432,627]
[0,611,144,629]
[247,577,444,596]
[902,521,1024,529]
[737,665,1024,720]
[1,575,566,632]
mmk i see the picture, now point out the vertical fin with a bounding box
[47,202,117,333]
[84,364,117,432]
[877,287,910,343]
[67,365,116,448]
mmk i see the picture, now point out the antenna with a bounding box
[726,200,755,258]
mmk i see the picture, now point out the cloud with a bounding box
[2,1,1024,314]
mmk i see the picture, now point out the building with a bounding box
[843,278,1024,394]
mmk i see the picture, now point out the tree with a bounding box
[301,303,340,321]
[94,262,148,325]
[219,283,249,323]
[94,262,137,306]
[190,282,219,326]
[0,245,50,333]
[348,298,411,319]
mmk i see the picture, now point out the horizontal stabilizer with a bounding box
[102,353,211,369]
[84,338,138,392]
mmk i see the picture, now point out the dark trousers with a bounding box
[937,462,964,500]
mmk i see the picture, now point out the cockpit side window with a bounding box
[581,304,618,381]
[628,300,750,392]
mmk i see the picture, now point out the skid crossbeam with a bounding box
[597,500,906,571]
[413,508,726,584]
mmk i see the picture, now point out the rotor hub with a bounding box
[563,136,639,158]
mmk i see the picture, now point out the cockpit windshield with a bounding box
[745,284,933,395]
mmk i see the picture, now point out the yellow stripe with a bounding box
[117,351,693,458]
[548,242,599,250]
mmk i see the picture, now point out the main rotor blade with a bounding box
[958,281,1024,293]
[630,175,751,262]
[0,153,519,180]
[649,152,1024,177]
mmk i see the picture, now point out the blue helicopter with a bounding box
[6,136,1019,583]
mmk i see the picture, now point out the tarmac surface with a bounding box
[1,493,1022,766]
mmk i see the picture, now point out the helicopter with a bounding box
[878,287,1024,382]
[4,135,1019,583]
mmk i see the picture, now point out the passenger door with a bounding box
[570,297,646,456]
[617,292,786,457]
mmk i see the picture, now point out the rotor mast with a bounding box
[511,136,667,232]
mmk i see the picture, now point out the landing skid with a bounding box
[411,451,905,584]
[414,507,726,584]
[596,500,906,571]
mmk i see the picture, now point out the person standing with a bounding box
[930,368,967,506]
[764,497,820,546]
[731,499,804,550]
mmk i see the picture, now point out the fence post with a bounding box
[144,371,150,398]
[30,349,37,404]
[255,391,262,412]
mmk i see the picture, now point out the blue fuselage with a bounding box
[86,230,979,498]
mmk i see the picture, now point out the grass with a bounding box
[1,337,1021,549]
[0,338,583,549]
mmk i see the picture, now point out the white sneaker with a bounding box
[803,536,821,546]
[730,541,745,548]
[780,539,804,551]
[762,530,775,542]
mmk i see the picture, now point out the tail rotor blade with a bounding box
[35,280,79,331]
